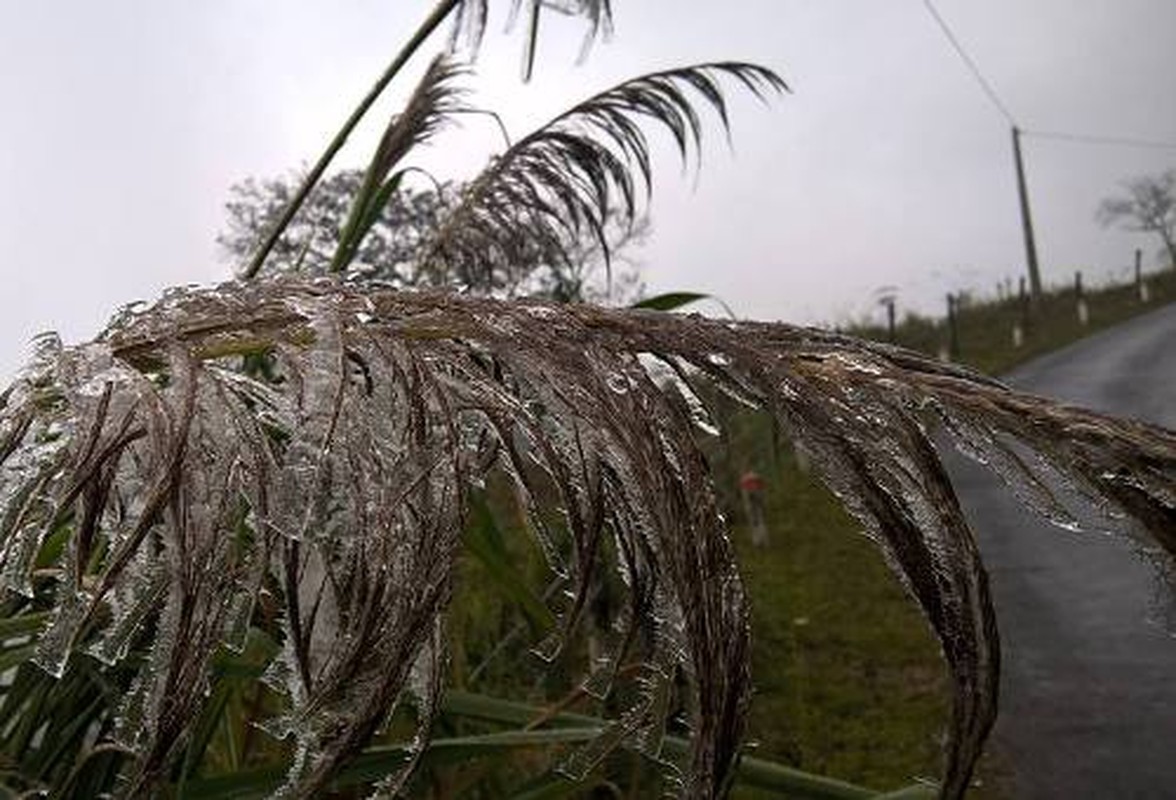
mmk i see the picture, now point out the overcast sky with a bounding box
[2,1,1175,381]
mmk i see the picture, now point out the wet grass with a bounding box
[731,453,948,795]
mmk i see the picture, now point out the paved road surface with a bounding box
[946,303,1176,800]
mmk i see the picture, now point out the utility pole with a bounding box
[1011,126,1043,311]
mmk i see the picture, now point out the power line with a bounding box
[1024,129,1176,151]
[920,2,1176,153]
[921,0,1017,126]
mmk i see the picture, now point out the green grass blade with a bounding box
[730,753,876,799]
[358,175,405,254]
[442,691,885,799]
[462,495,556,634]
[0,644,35,672]
[0,612,49,641]
[181,729,605,799]
[631,292,710,311]
[631,291,739,318]
[869,785,939,799]
[444,689,598,728]
[242,0,462,279]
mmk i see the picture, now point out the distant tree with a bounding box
[218,169,451,283]
[1097,168,1176,270]
[219,168,647,302]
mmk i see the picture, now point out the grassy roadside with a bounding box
[710,421,953,798]
[728,270,1174,797]
[731,453,949,796]
[853,269,1176,376]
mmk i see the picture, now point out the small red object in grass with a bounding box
[739,471,765,494]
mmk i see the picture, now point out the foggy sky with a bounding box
[2,0,1175,381]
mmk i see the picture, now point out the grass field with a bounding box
[732,454,948,795]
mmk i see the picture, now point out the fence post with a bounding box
[1075,270,1088,325]
[1017,275,1033,333]
[1136,248,1150,303]
[946,293,960,360]
[885,298,896,343]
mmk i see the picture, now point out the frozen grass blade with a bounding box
[1,279,1172,797]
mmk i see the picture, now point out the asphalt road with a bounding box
[945,302,1176,799]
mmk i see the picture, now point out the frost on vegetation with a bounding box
[0,278,1174,799]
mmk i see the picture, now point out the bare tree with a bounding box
[219,169,648,302]
[218,170,452,282]
[1098,168,1176,269]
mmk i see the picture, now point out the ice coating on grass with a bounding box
[0,278,1173,799]
[637,353,721,437]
